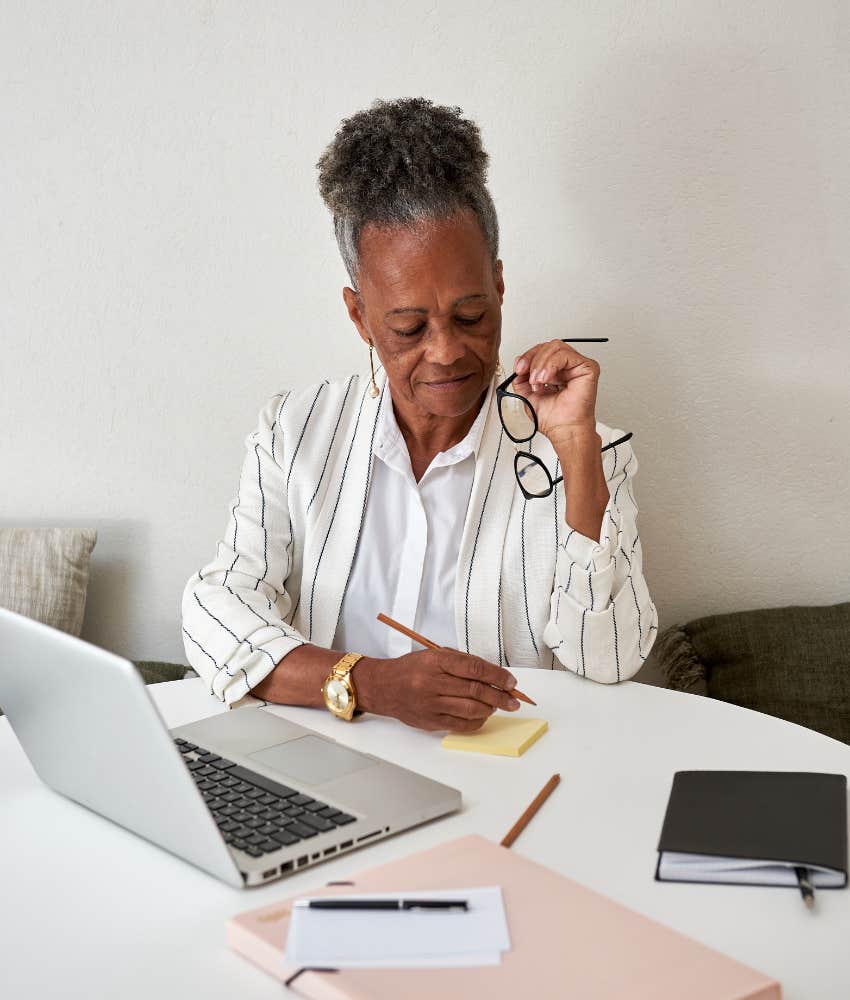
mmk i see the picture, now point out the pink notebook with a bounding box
[226,835,781,999]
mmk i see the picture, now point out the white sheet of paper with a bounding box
[283,886,510,969]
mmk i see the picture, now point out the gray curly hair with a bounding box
[316,97,500,291]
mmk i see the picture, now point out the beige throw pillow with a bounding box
[0,528,97,636]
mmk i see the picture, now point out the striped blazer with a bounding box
[181,370,658,707]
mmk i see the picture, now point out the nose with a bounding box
[426,323,465,368]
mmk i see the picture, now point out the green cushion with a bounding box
[686,602,850,745]
[132,660,188,685]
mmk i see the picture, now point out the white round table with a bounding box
[1,672,848,999]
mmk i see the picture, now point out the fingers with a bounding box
[439,674,521,713]
[514,340,599,391]
[437,651,517,694]
[435,712,491,734]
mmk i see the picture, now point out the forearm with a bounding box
[251,643,386,713]
[552,429,609,541]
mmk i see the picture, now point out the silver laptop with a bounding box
[0,607,461,887]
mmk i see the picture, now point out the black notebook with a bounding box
[656,771,848,888]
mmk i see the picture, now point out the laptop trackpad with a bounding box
[249,735,377,787]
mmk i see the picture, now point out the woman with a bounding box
[181,97,658,732]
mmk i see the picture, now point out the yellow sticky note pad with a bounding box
[441,715,548,757]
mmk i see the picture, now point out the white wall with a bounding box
[3,1,848,670]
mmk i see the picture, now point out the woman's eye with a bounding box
[394,313,484,337]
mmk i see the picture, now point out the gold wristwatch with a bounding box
[322,652,365,721]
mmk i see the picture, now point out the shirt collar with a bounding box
[374,374,495,471]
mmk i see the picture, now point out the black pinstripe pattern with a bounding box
[628,574,644,656]
[496,571,504,668]
[253,441,267,591]
[224,583,304,645]
[613,454,632,505]
[464,430,504,653]
[308,380,382,641]
[192,592,275,702]
[551,457,560,669]
[284,383,326,569]
[222,480,242,587]
[308,375,356,514]
[330,382,385,643]
[580,607,587,676]
[588,569,594,611]
[271,392,290,466]
[520,495,539,657]
[182,625,247,701]
[566,560,575,594]
[612,600,620,681]
[610,442,618,477]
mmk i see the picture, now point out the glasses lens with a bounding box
[500,393,536,441]
[515,454,551,497]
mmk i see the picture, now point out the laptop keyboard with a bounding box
[174,738,356,859]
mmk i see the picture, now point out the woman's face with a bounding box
[343,208,504,420]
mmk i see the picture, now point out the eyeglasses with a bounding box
[496,338,634,500]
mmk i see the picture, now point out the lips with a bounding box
[426,373,472,386]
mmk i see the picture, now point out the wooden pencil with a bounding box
[500,773,561,848]
[376,612,537,706]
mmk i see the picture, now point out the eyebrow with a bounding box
[384,293,487,318]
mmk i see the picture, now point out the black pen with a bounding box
[296,898,469,911]
[794,866,815,909]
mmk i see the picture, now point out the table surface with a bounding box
[2,672,849,999]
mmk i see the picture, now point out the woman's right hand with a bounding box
[357,649,521,732]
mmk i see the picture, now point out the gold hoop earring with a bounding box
[368,342,380,398]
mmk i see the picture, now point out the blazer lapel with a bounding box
[302,372,387,647]
[454,379,516,665]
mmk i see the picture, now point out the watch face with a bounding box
[325,677,350,712]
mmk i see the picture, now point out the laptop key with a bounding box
[286,822,318,839]
[246,803,265,815]
[197,753,221,764]
[259,809,282,822]
[288,794,314,807]
[221,776,240,788]
[219,805,238,817]
[244,847,264,858]
[196,780,215,792]
[284,805,305,817]
[218,820,238,833]
[233,826,254,840]
[318,807,341,820]
[234,781,253,793]
[231,837,247,849]
[177,745,194,755]
[299,814,335,833]
[234,796,254,809]
[246,833,266,846]
[197,765,218,777]
[211,758,237,770]
[228,765,298,800]
[304,801,327,813]
[244,818,264,829]
[257,823,279,836]
[259,840,282,854]
[271,830,300,847]
[258,794,278,806]
[245,788,265,800]
[187,760,205,771]
[221,791,241,803]
[333,813,356,825]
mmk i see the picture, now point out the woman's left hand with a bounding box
[512,339,601,447]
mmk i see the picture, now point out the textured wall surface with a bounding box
[2,2,848,670]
